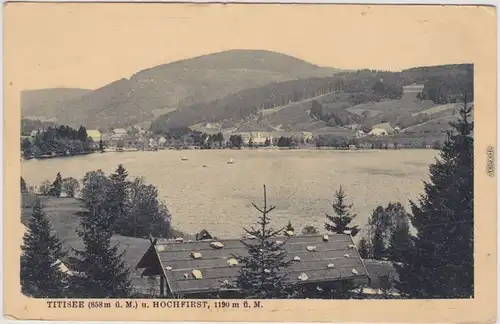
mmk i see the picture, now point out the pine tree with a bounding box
[109,165,130,234]
[264,138,271,147]
[387,223,412,262]
[21,197,67,297]
[69,170,131,297]
[395,93,473,298]
[48,172,63,197]
[248,137,254,148]
[285,221,295,233]
[234,185,297,298]
[325,186,360,236]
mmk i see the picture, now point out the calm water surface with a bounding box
[21,149,437,239]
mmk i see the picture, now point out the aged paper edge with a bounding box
[3,3,497,323]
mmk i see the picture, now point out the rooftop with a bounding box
[136,234,370,295]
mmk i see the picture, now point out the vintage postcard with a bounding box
[3,2,497,323]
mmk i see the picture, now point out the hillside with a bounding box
[20,50,339,130]
[151,64,473,136]
[21,88,91,120]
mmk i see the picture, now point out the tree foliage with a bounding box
[325,186,359,237]
[395,94,474,298]
[48,172,63,197]
[61,177,80,198]
[69,170,131,297]
[21,125,93,158]
[21,197,67,297]
[123,177,173,238]
[234,185,297,298]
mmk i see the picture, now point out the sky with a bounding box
[4,3,495,90]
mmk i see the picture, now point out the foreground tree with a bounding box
[69,170,131,297]
[21,197,67,297]
[61,177,80,198]
[368,202,411,248]
[123,177,173,238]
[109,165,130,233]
[357,237,371,259]
[325,186,359,236]
[387,222,412,262]
[395,94,474,298]
[48,172,63,197]
[234,185,297,298]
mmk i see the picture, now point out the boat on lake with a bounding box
[227,158,235,164]
[181,157,188,161]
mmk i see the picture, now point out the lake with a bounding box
[21,149,438,240]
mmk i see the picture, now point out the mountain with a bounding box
[151,64,473,137]
[21,88,91,121]
[20,50,341,130]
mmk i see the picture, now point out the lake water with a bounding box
[21,149,438,240]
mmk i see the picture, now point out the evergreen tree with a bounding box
[21,177,27,193]
[395,93,473,298]
[248,137,254,148]
[325,186,360,236]
[21,197,67,297]
[234,185,297,298]
[264,138,271,147]
[109,165,130,234]
[372,228,386,260]
[387,222,412,262]
[69,170,131,297]
[48,172,63,197]
[357,237,371,259]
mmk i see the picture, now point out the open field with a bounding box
[22,149,438,240]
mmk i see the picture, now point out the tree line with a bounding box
[21,95,472,299]
[151,64,471,133]
[21,165,182,297]
[21,125,94,159]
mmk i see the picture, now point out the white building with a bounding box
[369,128,389,136]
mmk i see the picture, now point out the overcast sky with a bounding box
[5,3,493,90]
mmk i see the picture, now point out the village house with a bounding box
[135,234,372,298]
[20,194,400,298]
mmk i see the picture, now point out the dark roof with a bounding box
[362,259,400,289]
[137,234,370,295]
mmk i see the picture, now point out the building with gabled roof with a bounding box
[136,234,370,298]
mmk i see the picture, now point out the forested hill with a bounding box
[21,50,340,129]
[150,64,473,134]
